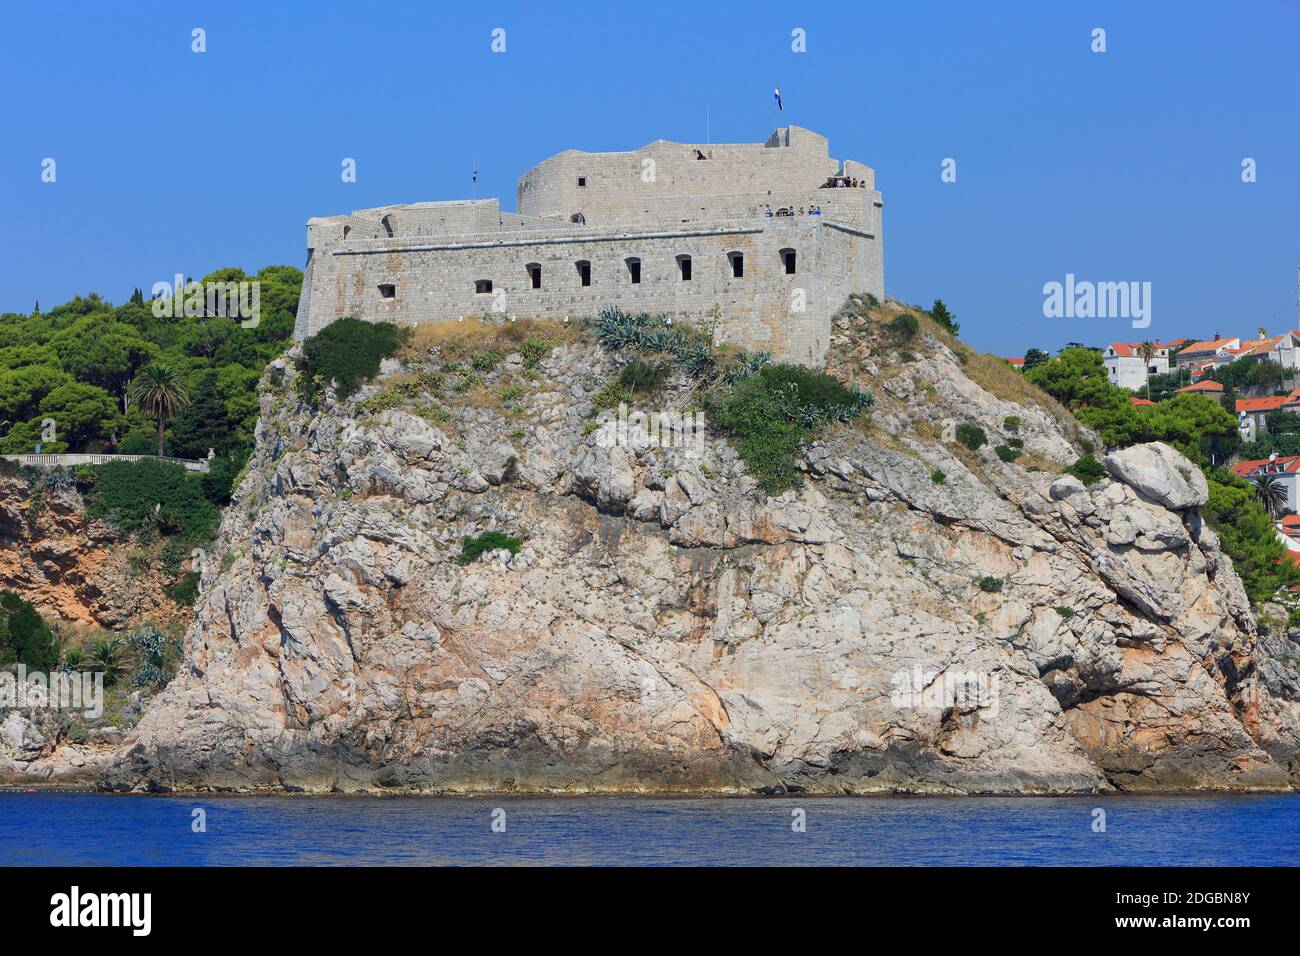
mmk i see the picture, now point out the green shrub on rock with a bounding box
[457,531,522,565]
[955,424,987,451]
[1065,454,1105,486]
[708,363,873,494]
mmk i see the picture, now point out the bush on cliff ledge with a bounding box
[457,531,522,565]
[298,318,410,400]
[706,363,873,494]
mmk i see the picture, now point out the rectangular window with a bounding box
[527,264,541,289]
[678,256,692,281]
[730,253,744,278]
[577,176,586,187]
[577,261,591,287]
[475,279,493,294]
[781,249,797,275]
[627,260,641,284]
[378,283,396,299]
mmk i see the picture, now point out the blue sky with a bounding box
[1,0,1296,356]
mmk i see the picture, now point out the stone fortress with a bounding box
[294,126,883,365]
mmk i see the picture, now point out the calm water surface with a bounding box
[1,792,1297,866]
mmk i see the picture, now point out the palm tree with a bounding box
[128,362,191,457]
[1254,474,1289,518]
[88,636,128,687]
[1138,341,1157,401]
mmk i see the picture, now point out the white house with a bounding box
[1103,342,1172,391]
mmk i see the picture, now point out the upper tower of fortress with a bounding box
[515,125,875,227]
[305,126,878,247]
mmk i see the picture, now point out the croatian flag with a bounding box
[774,85,783,111]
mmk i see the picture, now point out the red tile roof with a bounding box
[1004,357,1024,367]
[1129,397,1155,406]
[1231,455,1300,478]
[1236,396,1292,414]
[1178,380,1224,393]
[1180,337,1239,355]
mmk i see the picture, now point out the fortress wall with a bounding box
[294,128,883,365]
[297,217,878,364]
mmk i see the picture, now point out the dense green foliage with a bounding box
[297,318,410,399]
[1144,367,1191,402]
[127,624,181,688]
[128,361,191,456]
[1022,348,1050,370]
[0,266,300,460]
[1237,412,1300,460]
[706,363,874,493]
[1026,347,1237,462]
[1206,355,1287,392]
[83,459,220,541]
[0,590,59,671]
[1202,467,1300,601]
[520,336,551,369]
[457,531,523,564]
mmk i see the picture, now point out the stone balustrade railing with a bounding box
[0,453,211,474]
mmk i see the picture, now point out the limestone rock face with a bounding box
[1102,442,1209,511]
[11,319,1298,794]
[0,474,193,629]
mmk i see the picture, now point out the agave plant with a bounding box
[836,385,875,421]
[723,351,772,385]
[680,341,717,381]
[128,624,179,689]
[596,307,641,350]
[133,661,168,689]
[799,404,831,429]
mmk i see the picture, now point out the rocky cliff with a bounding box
[0,472,192,630]
[9,310,1300,793]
